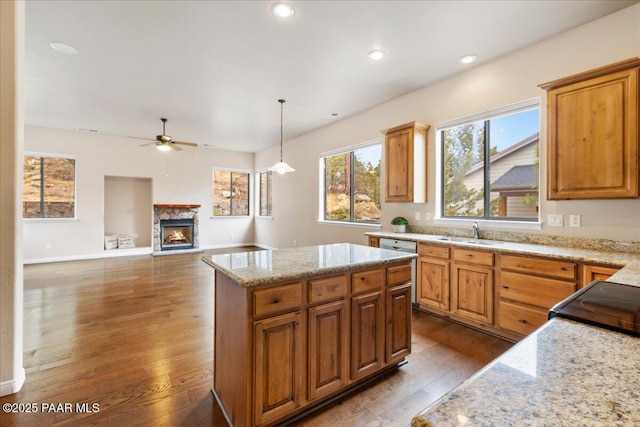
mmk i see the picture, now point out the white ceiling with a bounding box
[25,0,637,153]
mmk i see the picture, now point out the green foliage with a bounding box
[443,124,484,216]
[391,216,408,225]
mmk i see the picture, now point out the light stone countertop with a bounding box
[201,242,417,287]
[367,231,640,287]
[411,318,640,427]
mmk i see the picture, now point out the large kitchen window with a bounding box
[257,170,272,217]
[23,153,76,219]
[321,143,381,224]
[213,169,250,216]
[439,100,540,221]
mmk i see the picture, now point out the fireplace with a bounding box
[153,204,201,254]
[160,219,194,251]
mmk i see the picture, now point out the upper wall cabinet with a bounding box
[381,121,430,203]
[540,58,640,200]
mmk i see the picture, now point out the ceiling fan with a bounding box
[133,118,198,151]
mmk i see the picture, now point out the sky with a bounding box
[490,109,540,152]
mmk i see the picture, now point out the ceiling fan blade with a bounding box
[171,144,183,151]
[129,136,155,141]
[139,142,156,147]
[173,141,198,147]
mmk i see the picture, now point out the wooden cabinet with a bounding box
[351,290,385,380]
[381,121,430,203]
[540,58,640,199]
[450,248,494,325]
[416,243,450,311]
[308,299,348,400]
[497,255,577,337]
[254,311,303,426]
[386,283,412,364]
[368,236,380,248]
[582,264,621,287]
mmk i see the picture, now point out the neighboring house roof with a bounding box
[491,164,538,191]
[466,132,539,176]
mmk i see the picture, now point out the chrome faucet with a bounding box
[472,222,480,239]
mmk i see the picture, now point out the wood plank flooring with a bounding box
[0,249,512,427]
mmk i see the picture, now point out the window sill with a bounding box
[318,220,382,229]
[255,216,273,220]
[210,216,252,219]
[434,217,542,231]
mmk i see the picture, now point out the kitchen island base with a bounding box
[204,244,415,427]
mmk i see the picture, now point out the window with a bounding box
[258,171,272,217]
[440,100,540,221]
[213,170,250,216]
[322,143,381,224]
[23,153,76,219]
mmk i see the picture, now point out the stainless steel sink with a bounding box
[434,237,501,246]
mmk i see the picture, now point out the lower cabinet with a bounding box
[308,300,348,401]
[386,283,412,364]
[351,290,385,380]
[450,249,494,325]
[582,264,621,287]
[254,311,303,426]
[417,244,450,311]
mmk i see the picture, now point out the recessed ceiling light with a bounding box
[459,54,478,64]
[368,50,386,61]
[272,2,295,18]
[50,42,79,55]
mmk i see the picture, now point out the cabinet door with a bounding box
[384,127,413,202]
[545,65,639,199]
[417,257,450,310]
[582,265,620,287]
[451,263,493,324]
[386,283,412,364]
[254,312,302,426]
[308,300,348,401]
[368,236,380,248]
[351,290,385,380]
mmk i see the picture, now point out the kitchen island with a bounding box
[202,243,417,427]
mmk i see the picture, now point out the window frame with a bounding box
[212,168,252,217]
[257,170,273,218]
[435,98,542,229]
[318,140,382,228]
[23,152,77,220]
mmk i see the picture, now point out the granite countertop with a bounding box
[201,243,417,287]
[411,318,640,427]
[367,231,640,287]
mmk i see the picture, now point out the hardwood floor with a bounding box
[0,249,512,427]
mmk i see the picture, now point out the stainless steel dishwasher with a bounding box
[379,238,417,305]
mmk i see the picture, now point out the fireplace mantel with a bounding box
[153,204,201,209]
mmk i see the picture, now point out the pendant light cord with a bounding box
[279,99,285,161]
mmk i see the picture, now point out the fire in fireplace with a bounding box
[160,219,194,251]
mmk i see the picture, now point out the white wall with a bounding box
[256,3,640,249]
[104,176,152,244]
[23,126,256,262]
[1,0,25,396]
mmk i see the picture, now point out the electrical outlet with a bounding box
[570,214,581,227]
[547,214,563,227]
[293,240,297,247]
[44,243,52,250]
[229,234,234,240]
[425,212,432,220]
[414,212,421,221]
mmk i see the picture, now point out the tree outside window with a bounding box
[23,154,76,219]
[213,170,250,216]
[323,144,381,224]
[258,171,272,217]
[441,106,540,220]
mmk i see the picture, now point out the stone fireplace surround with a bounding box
[153,204,201,255]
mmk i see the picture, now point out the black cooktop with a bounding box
[549,280,640,337]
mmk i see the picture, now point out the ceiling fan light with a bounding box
[157,144,172,152]
[269,161,295,175]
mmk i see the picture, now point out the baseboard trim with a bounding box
[0,368,25,397]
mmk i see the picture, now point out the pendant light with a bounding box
[269,99,295,174]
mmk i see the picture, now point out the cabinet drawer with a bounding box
[500,271,576,309]
[352,269,384,294]
[501,255,576,280]
[253,283,303,317]
[498,300,548,336]
[453,248,494,266]
[418,243,450,259]
[309,275,347,304]
[386,264,412,287]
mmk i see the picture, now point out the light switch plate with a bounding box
[547,214,563,227]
